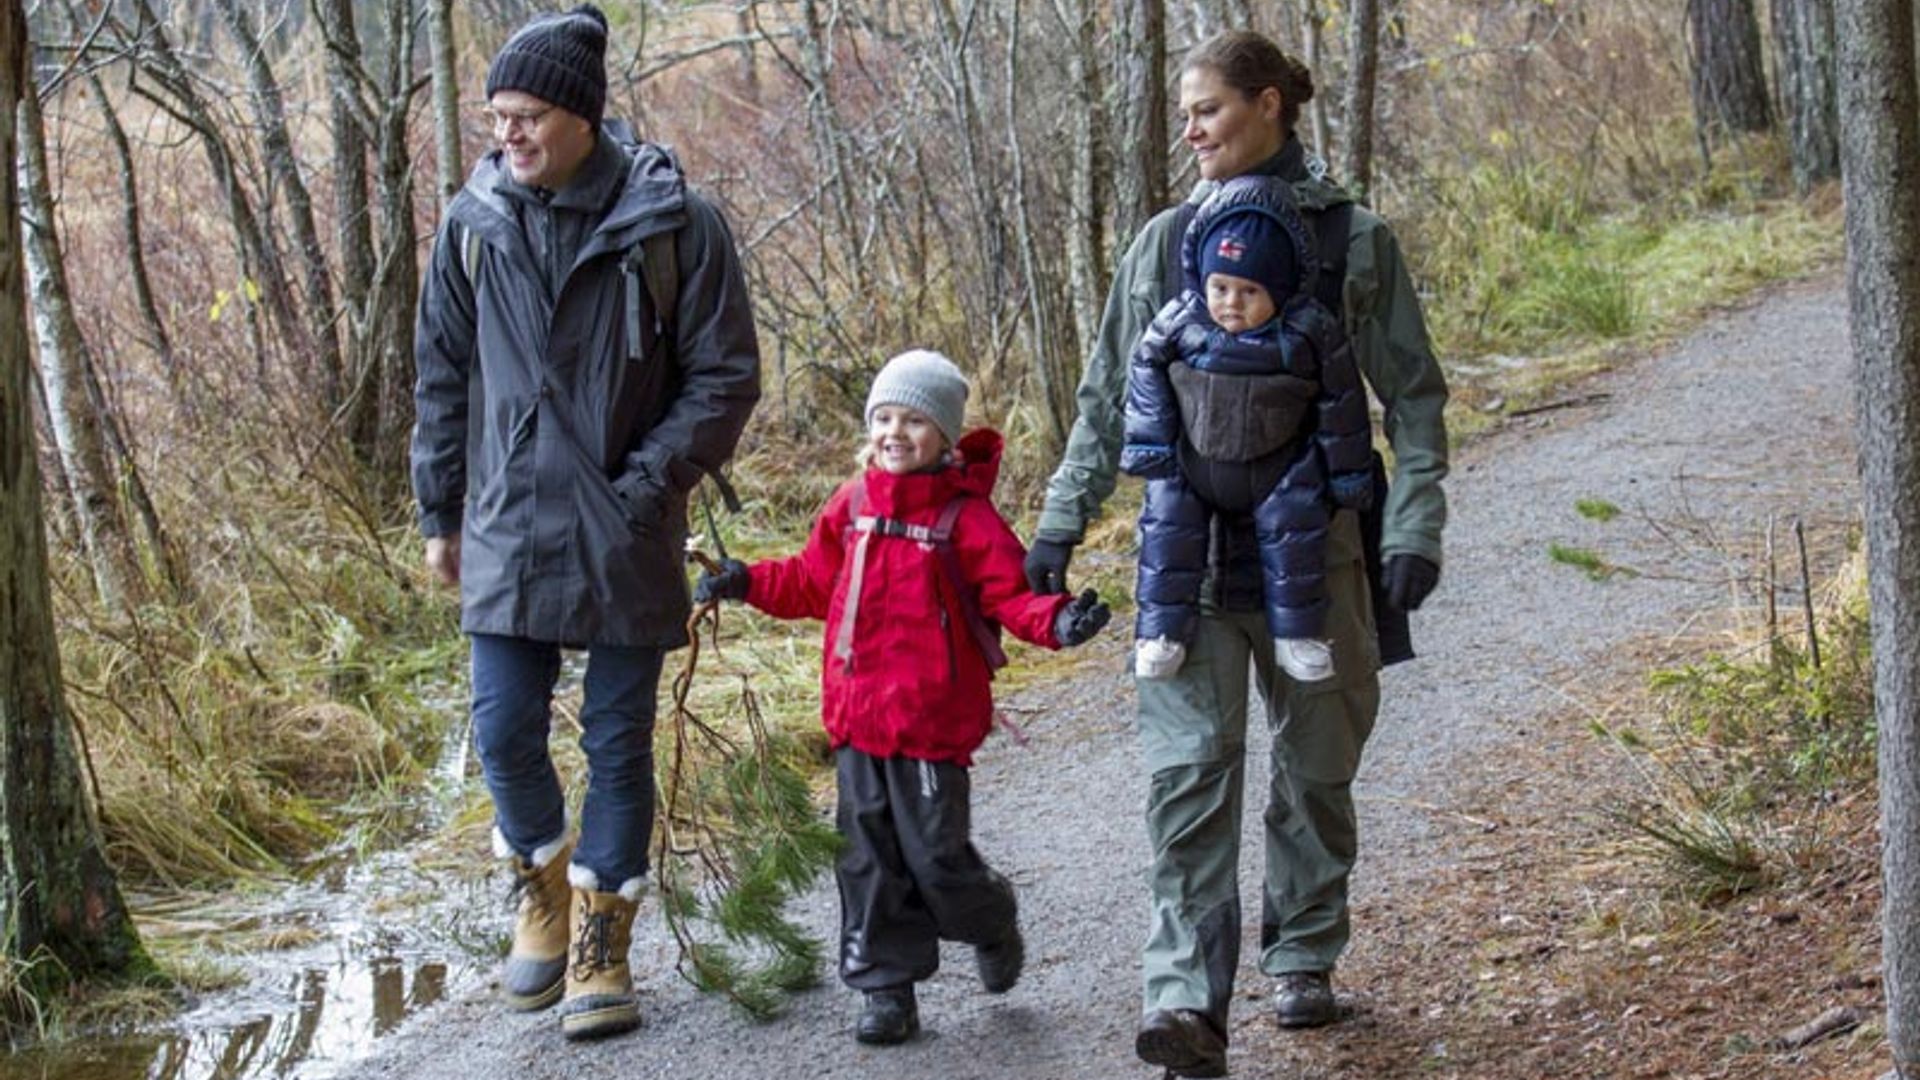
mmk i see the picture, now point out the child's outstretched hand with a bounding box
[1054,589,1111,647]
[693,558,751,604]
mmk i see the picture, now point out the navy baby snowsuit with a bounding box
[1121,176,1373,644]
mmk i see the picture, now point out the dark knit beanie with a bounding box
[1199,210,1300,302]
[486,5,610,127]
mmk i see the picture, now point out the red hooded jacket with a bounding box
[746,429,1069,765]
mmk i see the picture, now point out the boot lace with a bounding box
[508,865,563,931]
[571,896,615,981]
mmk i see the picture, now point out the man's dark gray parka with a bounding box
[412,131,761,649]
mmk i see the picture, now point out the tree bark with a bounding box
[16,77,142,611]
[1114,0,1167,246]
[316,0,378,464]
[211,0,345,405]
[1687,0,1775,139]
[1052,0,1108,386]
[1342,0,1380,199]
[1772,0,1841,191]
[1836,0,1920,1075]
[1300,0,1331,159]
[0,0,151,987]
[428,0,462,211]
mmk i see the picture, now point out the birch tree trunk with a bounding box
[0,0,151,986]
[1342,0,1380,198]
[429,0,463,211]
[1836,1,1920,1075]
[370,0,422,493]
[16,79,141,611]
[1772,0,1841,191]
[1687,0,1774,139]
[1114,0,1168,245]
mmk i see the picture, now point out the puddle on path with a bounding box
[1,689,500,1080]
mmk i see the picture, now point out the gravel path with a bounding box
[355,273,1859,1080]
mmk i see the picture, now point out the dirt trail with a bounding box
[356,272,1859,1080]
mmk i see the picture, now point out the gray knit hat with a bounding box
[486,5,609,127]
[865,350,970,446]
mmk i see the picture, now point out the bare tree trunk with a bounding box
[1687,0,1775,141]
[1052,0,1108,377]
[1114,0,1168,245]
[428,0,462,211]
[1001,0,1066,446]
[0,0,151,987]
[370,0,421,497]
[1300,0,1331,158]
[1837,1,1920,1075]
[119,0,301,378]
[211,0,344,402]
[1772,0,1841,191]
[1342,0,1379,198]
[317,0,378,463]
[16,79,141,611]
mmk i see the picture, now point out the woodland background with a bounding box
[0,0,1879,1058]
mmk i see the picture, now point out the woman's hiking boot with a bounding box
[975,923,1025,994]
[498,831,573,1011]
[1134,1008,1227,1078]
[558,867,643,1040]
[1273,970,1338,1028]
[854,985,920,1045]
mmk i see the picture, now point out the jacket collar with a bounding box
[860,429,1002,517]
[447,119,689,263]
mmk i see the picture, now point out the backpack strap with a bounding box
[830,487,1008,673]
[1161,202,1198,305]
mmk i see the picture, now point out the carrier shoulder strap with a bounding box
[833,486,1009,673]
[1160,202,1198,305]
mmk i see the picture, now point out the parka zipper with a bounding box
[940,608,957,681]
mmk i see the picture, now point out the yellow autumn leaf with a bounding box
[1454,29,1477,48]
[242,278,260,303]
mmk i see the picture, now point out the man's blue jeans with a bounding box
[469,634,665,887]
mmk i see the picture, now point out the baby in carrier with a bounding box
[1121,175,1374,681]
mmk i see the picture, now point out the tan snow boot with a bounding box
[499,832,573,1011]
[558,866,643,1040]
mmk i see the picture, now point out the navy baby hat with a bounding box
[1199,209,1300,301]
[486,5,610,127]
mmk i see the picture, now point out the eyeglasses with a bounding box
[483,104,554,137]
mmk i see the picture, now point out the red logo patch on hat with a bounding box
[1215,235,1247,262]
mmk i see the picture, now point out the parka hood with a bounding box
[449,120,688,257]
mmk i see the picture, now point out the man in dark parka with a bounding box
[409,4,760,1041]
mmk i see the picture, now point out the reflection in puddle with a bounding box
[0,956,463,1080]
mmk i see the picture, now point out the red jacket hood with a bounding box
[860,428,1003,516]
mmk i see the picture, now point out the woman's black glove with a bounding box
[1053,589,1111,646]
[1383,554,1439,612]
[1025,537,1076,595]
[693,558,751,604]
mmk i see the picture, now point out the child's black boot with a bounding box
[855,985,919,1045]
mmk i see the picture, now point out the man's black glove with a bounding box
[693,558,751,604]
[1053,589,1111,647]
[1025,537,1076,595]
[1384,554,1440,612]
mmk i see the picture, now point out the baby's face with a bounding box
[1205,272,1275,333]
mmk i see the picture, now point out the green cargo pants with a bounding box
[1136,511,1381,1031]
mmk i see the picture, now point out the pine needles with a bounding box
[654,567,840,1019]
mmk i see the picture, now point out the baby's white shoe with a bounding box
[1275,637,1334,682]
[1135,637,1188,679]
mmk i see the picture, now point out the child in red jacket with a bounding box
[695,349,1110,1044]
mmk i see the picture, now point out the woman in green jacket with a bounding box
[1024,29,1449,1078]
